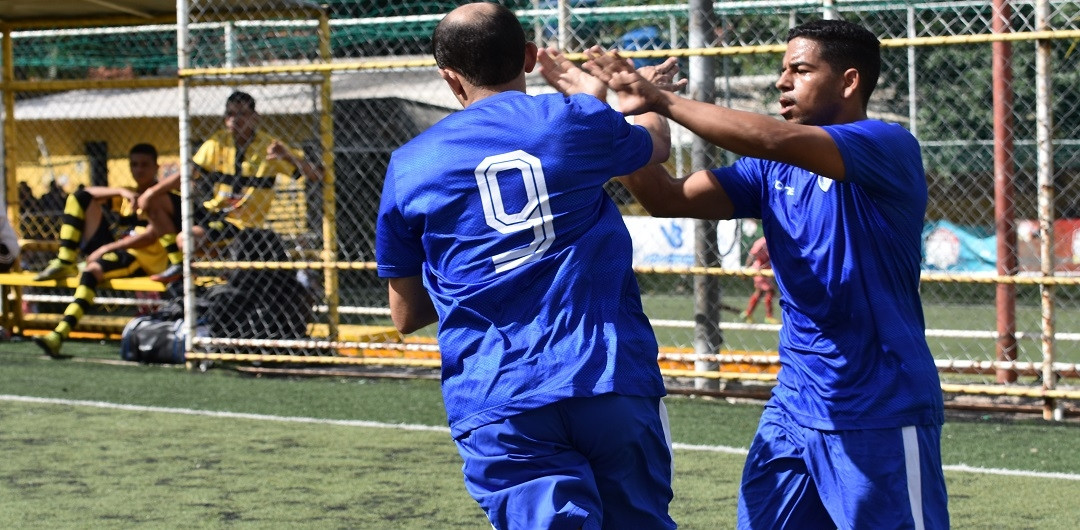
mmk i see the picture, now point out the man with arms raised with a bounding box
[376,3,677,529]
[544,18,948,529]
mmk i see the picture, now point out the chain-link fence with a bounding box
[4,1,1080,407]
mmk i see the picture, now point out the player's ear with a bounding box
[438,68,466,99]
[841,67,860,101]
[523,41,538,74]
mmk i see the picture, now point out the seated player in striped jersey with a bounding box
[33,143,181,358]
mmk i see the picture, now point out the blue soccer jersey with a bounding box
[376,91,667,438]
[714,119,944,430]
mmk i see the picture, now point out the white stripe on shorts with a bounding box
[658,399,674,482]
[902,425,925,530]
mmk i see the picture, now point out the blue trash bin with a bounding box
[619,26,668,68]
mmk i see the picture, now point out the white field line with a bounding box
[0,394,449,433]
[3,394,1079,482]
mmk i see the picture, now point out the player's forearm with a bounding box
[660,93,846,179]
[109,229,159,252]
[618,164,683,218]
[148,171,182,196]
[619,166,734,220]
[661,94,784,155]
[296,157,323,182]
[82,186,126,199]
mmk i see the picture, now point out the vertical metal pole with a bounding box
[1,23,25,334]
[1034,0,1059,420]
[177,0,196,360]
[689,0,721,390]
[992,0,1018,383]
[670,13,685,179]
[907,6,918,138]
[224,21,236,68]
[318,10,340,342]
[531,0,543,45]
[558,0,570,52]
[822,0,837,20]
[1,25,14,235]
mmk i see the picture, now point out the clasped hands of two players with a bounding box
[536,45,686,115]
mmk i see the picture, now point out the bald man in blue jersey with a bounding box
[375,3,677,529]
[557,18,949,530]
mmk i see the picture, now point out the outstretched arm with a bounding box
[81,186,138,205]
[584,49,845,181]
[618,165,734,220]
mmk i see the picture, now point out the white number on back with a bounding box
[474,150,555,273]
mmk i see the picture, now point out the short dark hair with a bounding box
[431,3,526,87]
[129,143,158,160]
[226,90,257,112]
[788,19,880,106]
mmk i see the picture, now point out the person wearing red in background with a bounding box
[742,236,778,324]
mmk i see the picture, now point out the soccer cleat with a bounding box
[33,332,70,359]
[742,311,754,324]
[151,263,183,283]
[764,316,780,325]
[33,260,78,281]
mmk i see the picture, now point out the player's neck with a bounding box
[460,76,527,108]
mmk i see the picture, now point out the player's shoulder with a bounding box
[555,91,615,116]
[830,119,915,143]
[251,128,284,147]
[197,129,232,150]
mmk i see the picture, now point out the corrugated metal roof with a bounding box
[11,76,437,121]
[0,0,176,22]
[11,67,600,121]
[0,0,323,25]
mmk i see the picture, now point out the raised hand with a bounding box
[638,57,687,93]
[537,46,607,100]
[266,139,290,161]
[582,48,665,116]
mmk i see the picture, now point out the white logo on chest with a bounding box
[773,180,795,196]
[817,175,833,192]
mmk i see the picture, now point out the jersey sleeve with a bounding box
[824,121,923,202]
[571,93,653,180]
[375,156,425,278]
[191,133,219,175]
[710,157,768,219]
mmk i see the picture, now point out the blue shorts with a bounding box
[455,393,676,530]
[737,405,949,529]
